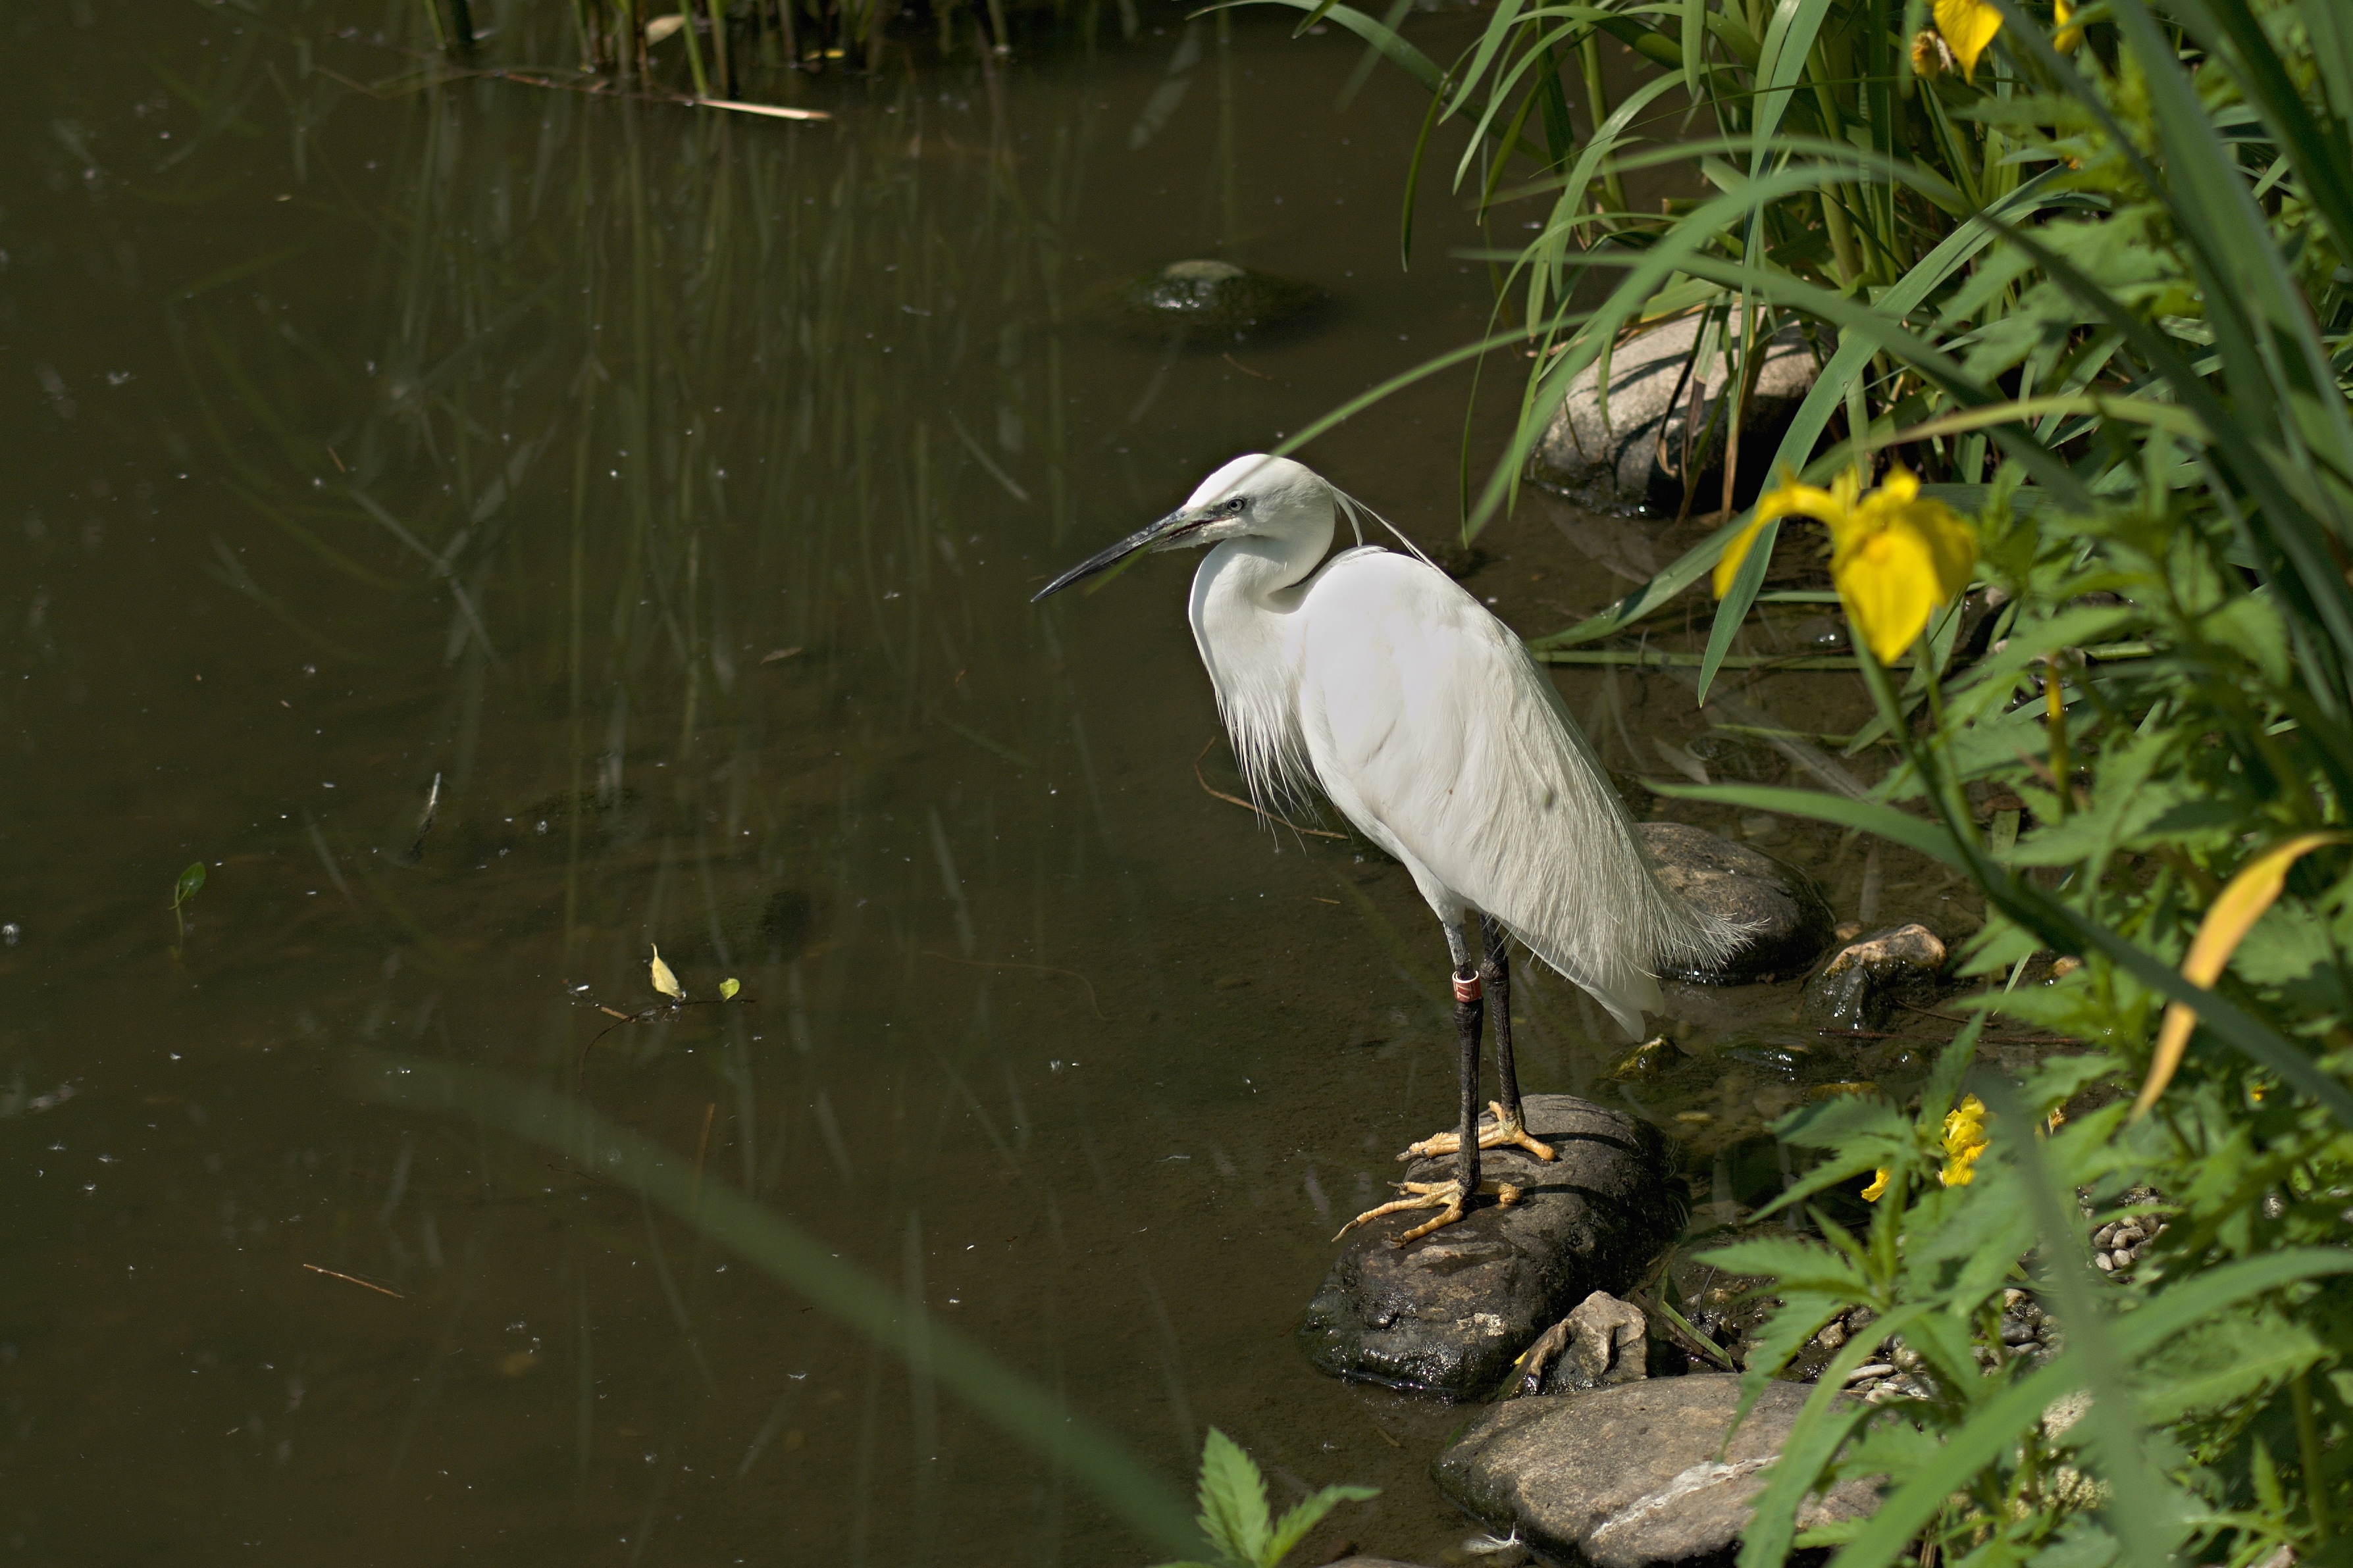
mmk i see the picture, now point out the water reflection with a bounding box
[3,3,1953,1563]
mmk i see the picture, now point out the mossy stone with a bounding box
[1112,258,1323,341]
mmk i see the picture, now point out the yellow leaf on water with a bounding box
[719,977,741,1001]
[2133,832,2348,1119]
[650,944,685,1001]
[644,13,687,43]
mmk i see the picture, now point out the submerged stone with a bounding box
[1636,821,1836,983]
[1113,259,1324,341]
[1531,313,1823,515]
[1434,1375,1880,1567]
[1801,922,1948,1030]
[1298,1096,1677,1400]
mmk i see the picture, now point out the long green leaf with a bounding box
[352,1053,1204,1556]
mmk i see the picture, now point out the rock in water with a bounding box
[1114,259,1324,341]
[1434,1375,1879,1567]
[1636,822,1836,983]
[1532,314,1822,514]
[1801,923,1948,1030]
[1299,1096,1677,1399]
[1515,1290,1649,1395]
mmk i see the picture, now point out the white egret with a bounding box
[1035,455,1742,1243]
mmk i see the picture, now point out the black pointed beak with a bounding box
[1030,509,1201,602]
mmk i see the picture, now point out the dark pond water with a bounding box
[2,3,1977,1562]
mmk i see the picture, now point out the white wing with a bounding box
[1293,551,1737,1037]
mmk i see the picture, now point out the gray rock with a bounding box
[1434,1375,1879,1567]
[1516,1290,1649,1395]
[1800,923,1948,1031]
[1532,314,1823,515]
[1300,1096,1678,1399]
[1636,822,1836,983]
[1113,259,1323,341]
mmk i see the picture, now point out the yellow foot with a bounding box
[1401,1101,1557,1163]
[1335,1178,1523,1246]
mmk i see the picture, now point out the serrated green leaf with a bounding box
[1264,1483,1378,1567]
[1195,1429,1272,1567]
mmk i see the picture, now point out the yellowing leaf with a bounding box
[719,977,741,1001]
[649,944,685,1001]
[1933,0,2004,78]
[2133,833,2347,1119]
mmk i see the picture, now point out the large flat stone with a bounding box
[1299,1096,1678,1399]
[1532,315,1822,515]
[1637,822,1835,984]
[1433,1375,1879,1567]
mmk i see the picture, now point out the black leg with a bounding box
[1480,916,1522,1125]
[1453,964,1484,1206]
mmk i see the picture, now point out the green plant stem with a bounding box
[706,0,733,94]
[2296,1369,2332,1542]
[680,1,713,95]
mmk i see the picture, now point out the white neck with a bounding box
[1186,520,1334,809]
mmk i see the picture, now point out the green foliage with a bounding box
[1154,1429,1378,1568]
[1324,0,2353,1559]
[172,860,206,945]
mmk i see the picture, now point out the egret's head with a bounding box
[1031,454,1331,601]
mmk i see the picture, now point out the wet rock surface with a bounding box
[1112,258,1324,341]
[1299,1096,1678,1399]
[1434,1375,1879,1567]
[1800,923,1948,1030]
[1532,315,1823,515]
[1636,821,1837,983]
[1515,1290,1650,1395]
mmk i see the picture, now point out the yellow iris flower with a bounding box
[1933,0,2004,79]
[1862,1094,1992,1202]
[2054,0,2084,51]
[1713,467,1978,664]
[1940,1095,1990,1187]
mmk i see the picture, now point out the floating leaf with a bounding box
[719,977,741,1001]
[174,862,207,907]
[649,944,685,1000]
[2133,832,2347,1118]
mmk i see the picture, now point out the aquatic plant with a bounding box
[1152,1428,1376,1568]
[1318,0,2353,1557]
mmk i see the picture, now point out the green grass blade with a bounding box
[1695,514,1779,701]
[352,1053,1206,1557]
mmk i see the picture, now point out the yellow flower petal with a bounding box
[1934,0,2004,78]
[2054,0,2083,51]
[1940,1095,1990,1187]
[1862,1168,1890,1202]
[1715,472,1842,599]
[1827,470,1977,663]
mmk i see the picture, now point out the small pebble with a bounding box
[1816,1320,1848,1351]
[1845,1363,1896,1382]
[2096,1253,2115,1272]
